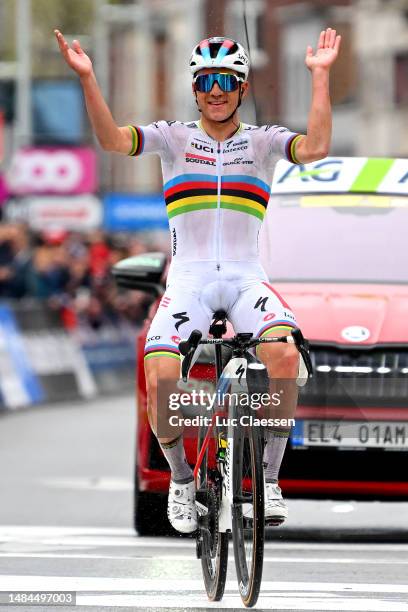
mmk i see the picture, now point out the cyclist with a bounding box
[55,28,341,534]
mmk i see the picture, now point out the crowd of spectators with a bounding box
[0,223,165,331]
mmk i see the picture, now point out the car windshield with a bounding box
[259,193,408,283]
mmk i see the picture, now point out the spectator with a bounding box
[0,223,161,330]
[26,235,70,299]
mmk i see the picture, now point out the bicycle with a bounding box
[178,310,313,608]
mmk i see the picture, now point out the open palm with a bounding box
[54,29,93,77]
[305,28,341,71]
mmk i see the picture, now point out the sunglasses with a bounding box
[193,72,244,93]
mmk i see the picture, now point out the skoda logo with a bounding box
[341,326,370,343]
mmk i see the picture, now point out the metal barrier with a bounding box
[0,300,97,410]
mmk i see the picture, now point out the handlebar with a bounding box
[179,327,313,382]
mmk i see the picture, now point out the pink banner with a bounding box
[6,147,98,195]
[0,173,8,205]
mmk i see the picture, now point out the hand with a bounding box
[305,28,341,72]
[54,29,93,78]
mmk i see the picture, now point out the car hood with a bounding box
[273,282,408,345]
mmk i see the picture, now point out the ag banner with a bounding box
[272,157,408,196]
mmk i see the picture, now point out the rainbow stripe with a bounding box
[220,175,270,220]
[128,125,144,156]
[144,344,180,361]
[257,320,297,338]
[163,174,270,220]
[285,134,302,165]
[164,174,218,219]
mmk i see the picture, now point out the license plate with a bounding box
[291,420,408,449]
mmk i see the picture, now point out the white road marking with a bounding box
[0,577,407,611]
[1,528,407,610]
[38,477,133,491]
[1,526,408,552]
[0,526,135,536]
[1,553,408,566]
[75,593,408,610]
[331,503,355,513]
[1,576,408,593]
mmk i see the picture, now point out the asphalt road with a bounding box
[0,395,408,611]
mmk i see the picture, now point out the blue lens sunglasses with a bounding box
[193,72,244,93]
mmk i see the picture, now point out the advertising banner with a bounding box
[272,157,408,195]
[6,147,97,195]
[0,304,44,409]
[0,173,8,207]
[6,194,102,231]
[0,302,96,410]
[103,193,168,231]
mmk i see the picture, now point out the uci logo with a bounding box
[191,142,214,154]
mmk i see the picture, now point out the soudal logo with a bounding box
[185,153,216,166]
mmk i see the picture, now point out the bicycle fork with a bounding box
[217,356,248,533]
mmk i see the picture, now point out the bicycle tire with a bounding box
[197,424,228,601]
[231,408,265,608]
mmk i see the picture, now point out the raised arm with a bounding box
[294,28,341,164]
[54,29,132,154]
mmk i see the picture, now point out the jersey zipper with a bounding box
[216,141,222,270]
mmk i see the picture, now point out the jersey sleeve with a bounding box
[127,120,173,159]
[264,125,303,165]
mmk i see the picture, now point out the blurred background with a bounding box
[0,0,407,407]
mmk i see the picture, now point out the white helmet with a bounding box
[189,37,250,81]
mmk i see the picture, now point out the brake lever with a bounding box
[291,328,313,377]
[179,330,202,382]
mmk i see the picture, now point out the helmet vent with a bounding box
[210,43,222,58]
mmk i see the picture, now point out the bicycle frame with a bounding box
[194,352,251,532]
[182,323,312,529]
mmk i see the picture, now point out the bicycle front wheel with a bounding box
[197,423,228,602]
[231,414,265,608]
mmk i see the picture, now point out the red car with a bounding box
[114,157,408,536]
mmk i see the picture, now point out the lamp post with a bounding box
[15,0,32,149]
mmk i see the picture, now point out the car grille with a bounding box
[300,346,408,407]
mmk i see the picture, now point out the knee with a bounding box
[264,344,299,378]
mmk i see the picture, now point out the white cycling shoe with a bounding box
[167,479,198,534]
[242,482,288,525]
[265,482,288,525]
